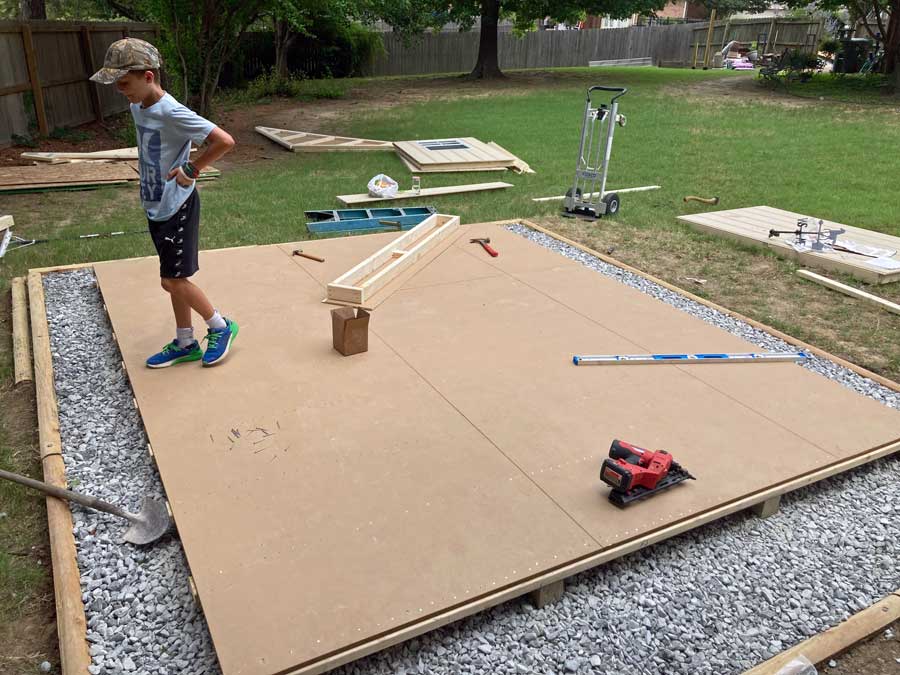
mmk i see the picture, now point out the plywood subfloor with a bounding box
[92,224,900,675]
[678,206,900,284]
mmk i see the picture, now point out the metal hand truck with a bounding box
[564,86,627,219]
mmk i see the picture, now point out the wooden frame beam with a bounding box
[797,269,900,316]
[26,271,91,675]
[326,213,460,305]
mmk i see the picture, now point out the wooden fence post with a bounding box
[702,10,717,68]
[21,22,49,136]
[80,26,104,123]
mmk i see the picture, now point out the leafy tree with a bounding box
[100,0,268,116]
[786,0,899,84]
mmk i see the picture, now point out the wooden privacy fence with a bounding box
[0,20,158,146]
[684,17,824,68]
[366,25,694,76]
[366,18,826,76]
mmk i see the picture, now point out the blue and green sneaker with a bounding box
[202,318,239,367]
[145,339,202,368]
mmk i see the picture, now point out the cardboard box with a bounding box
[331,307,369,356]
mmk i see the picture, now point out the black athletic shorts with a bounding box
[148,188,200,279]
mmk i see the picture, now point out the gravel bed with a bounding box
[44,270,219,675]
[42,226,900,675]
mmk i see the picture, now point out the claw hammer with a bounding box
[470,237,499,257]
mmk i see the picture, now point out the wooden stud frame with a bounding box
[24,219,900,675]
[254,127,394,152]
[326,213,460,305]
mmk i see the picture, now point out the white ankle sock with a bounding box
[176,327,194,348]
[206,310,227,331]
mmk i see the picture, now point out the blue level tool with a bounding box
[304,206,436,234]
[572,351,809,366]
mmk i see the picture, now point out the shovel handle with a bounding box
[0,467,131,520]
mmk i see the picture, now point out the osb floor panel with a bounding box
[92,223,900,675]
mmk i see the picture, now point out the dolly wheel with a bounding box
[603,192,620,215]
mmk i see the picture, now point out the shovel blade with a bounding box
[123,496,172,546]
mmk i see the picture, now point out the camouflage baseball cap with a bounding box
[90,38,161,84]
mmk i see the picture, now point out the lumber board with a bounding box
[336,181,513,206]
[0,180,131,194]
[0,214,12,231]
[22,148,140,162]
[678,206,900,285]
[327,213,460,304]
[26,271,91,675]
[0,163,137,188]
[521,219,900,394]
[797,269,900,316]
[11,277,32,384]
[254,126,394,152]
[398,153,508,173]
[743,591,900,674]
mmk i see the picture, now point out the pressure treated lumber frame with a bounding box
[25,220,900,675]
[26,271,92,675]
[326,213,460,305]
[255,126,394,152]
[336,181,513,206]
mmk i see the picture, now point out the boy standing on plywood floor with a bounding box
[90,38,239,368]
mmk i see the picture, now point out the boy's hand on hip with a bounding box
[167,166,194,187]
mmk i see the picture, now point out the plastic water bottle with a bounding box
[412,176,420,195]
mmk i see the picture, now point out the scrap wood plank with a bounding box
[254,126,394,152]
[797,270,900,316]
[0,180,131,194]
[678,206,900,285]
[398,153,508,173]
[742,590,900,674]
[337,181,513,206]
[22,147,140,162]
[486,141,534,174]
[11,276,32,384]
[326,213,460,304]
[0,162,138,188]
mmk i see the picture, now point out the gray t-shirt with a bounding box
[131,93,216,221]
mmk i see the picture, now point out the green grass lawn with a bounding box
[2,65,900,670]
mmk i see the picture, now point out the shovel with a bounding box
[0,468,173,545]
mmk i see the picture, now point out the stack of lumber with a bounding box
[393,138,534,174]
[5,150,219,194]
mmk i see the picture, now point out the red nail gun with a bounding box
[600,439,694,507]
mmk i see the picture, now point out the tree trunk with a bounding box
[883,5,899,79]
[22,0,47,19]
[468,0,504,79]
[274,18,298,79]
